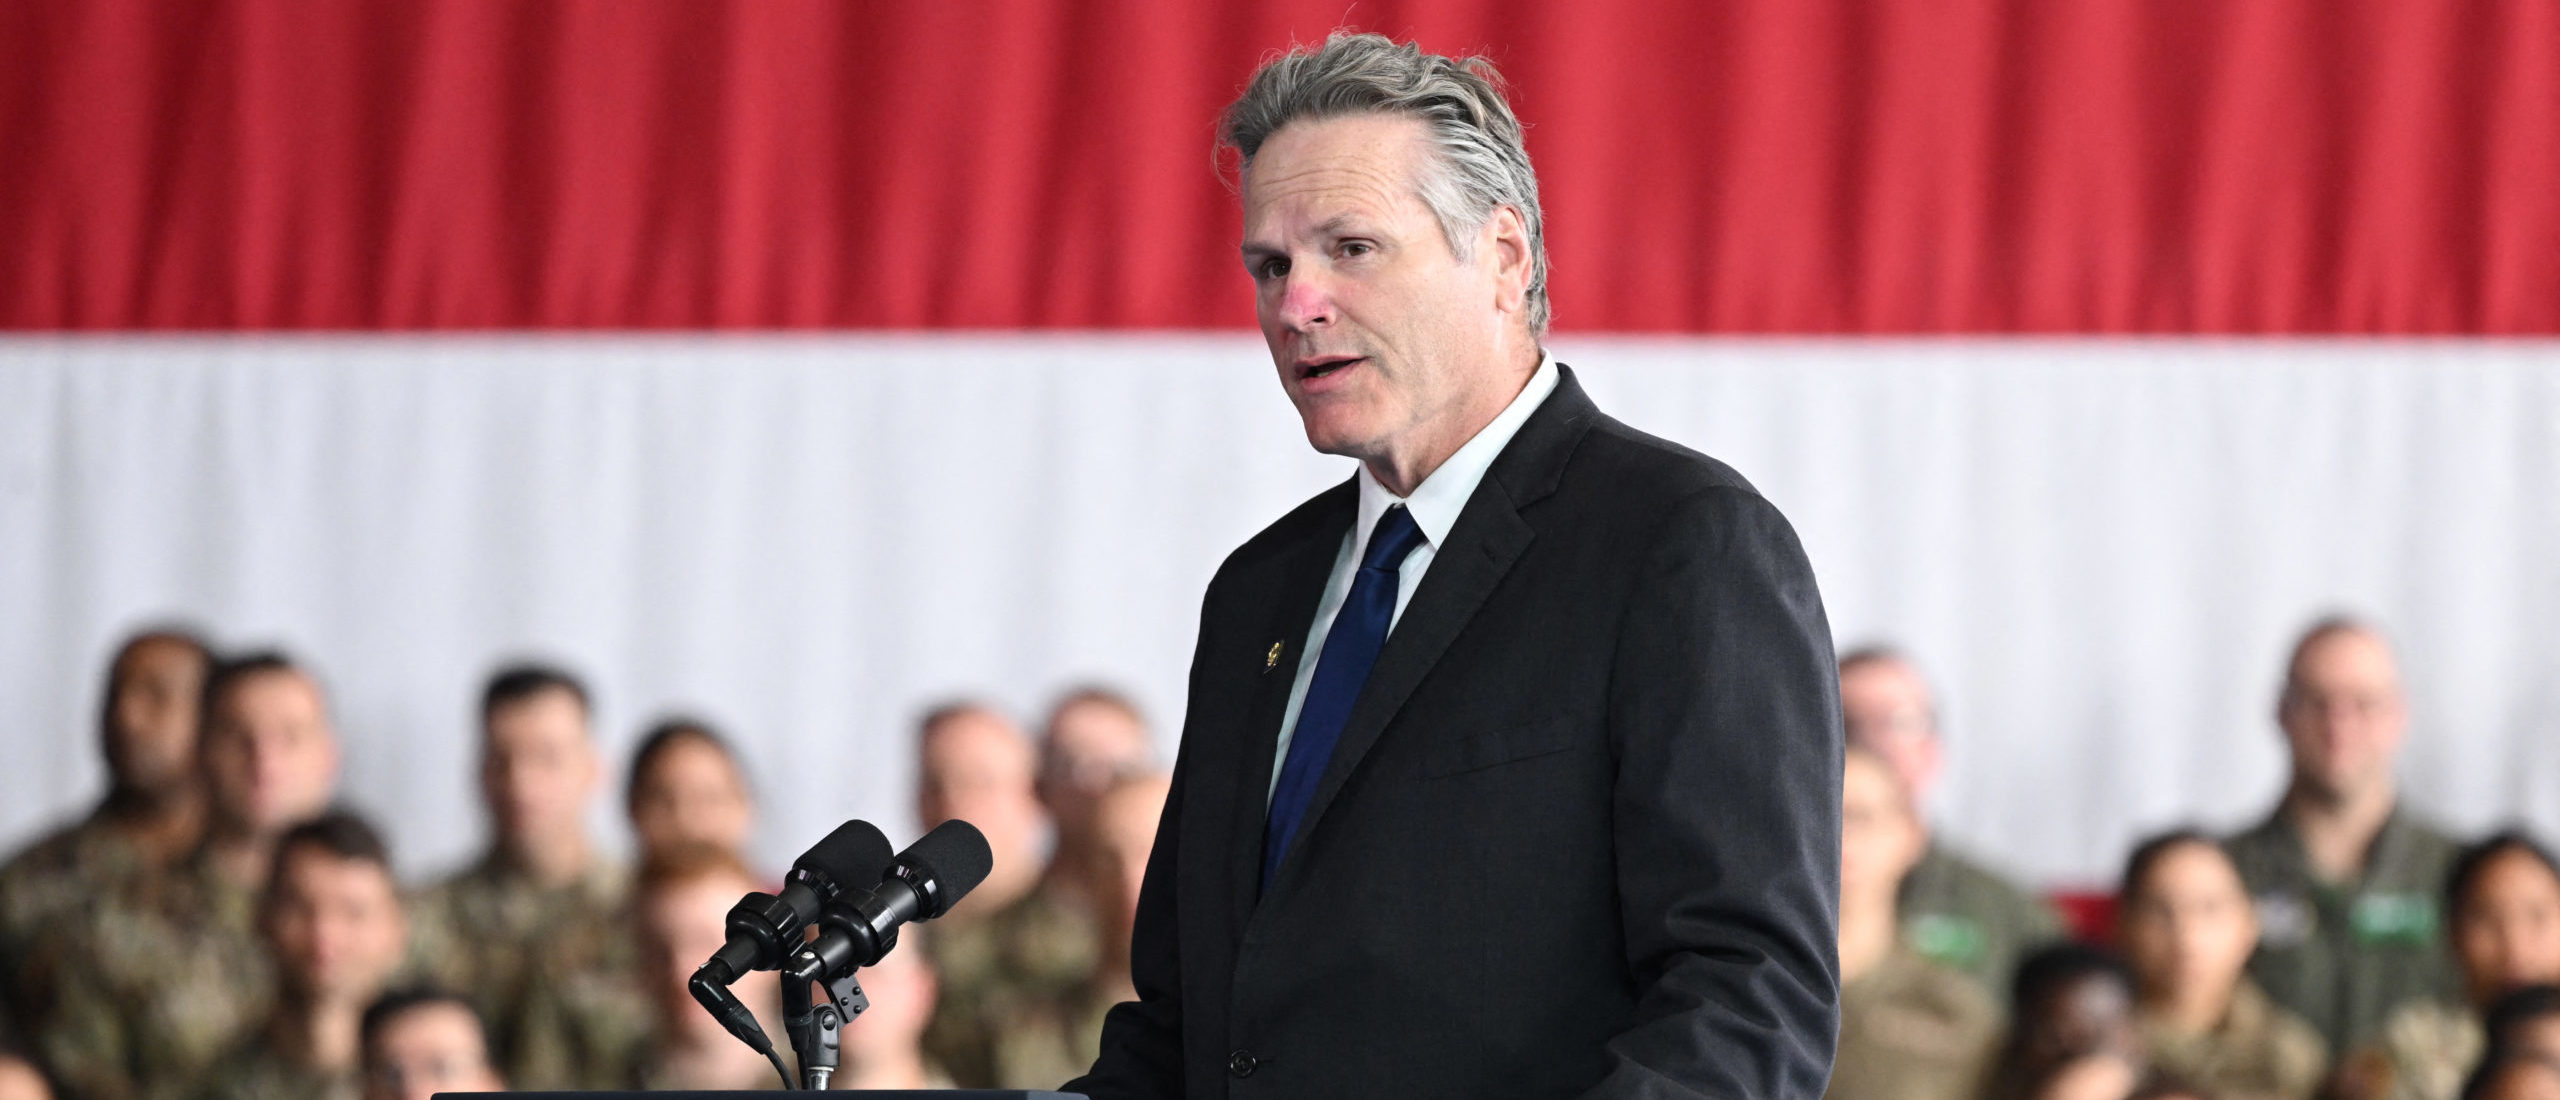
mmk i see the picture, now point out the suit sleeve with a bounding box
[1064,580,1221,1098]
[1585,485,1843,1098]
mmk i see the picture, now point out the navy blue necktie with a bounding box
[1264,504,1427,889]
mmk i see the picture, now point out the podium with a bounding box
[456,1094,1088,1098]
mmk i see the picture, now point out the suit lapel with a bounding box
[1225,478,1356,928]
[1264,367,1600,895]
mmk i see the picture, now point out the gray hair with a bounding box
[1220,32,1552,336]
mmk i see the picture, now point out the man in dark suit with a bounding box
[1069,32,1841,1098]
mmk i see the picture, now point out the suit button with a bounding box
[1227,1049,1258,1078]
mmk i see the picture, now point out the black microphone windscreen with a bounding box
[796,820,895,892]
[905,819,994,918]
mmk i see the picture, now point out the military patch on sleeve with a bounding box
[2349,892,2439,945]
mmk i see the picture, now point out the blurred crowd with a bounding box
[1831,619,2560,1100]
[0,614,2551,1100]
[0,634,1168,1098]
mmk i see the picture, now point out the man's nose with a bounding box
[1273,268,1335,331]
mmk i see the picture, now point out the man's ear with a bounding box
[1481,205,1533,317]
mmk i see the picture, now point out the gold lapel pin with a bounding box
[1265,641,1283,671]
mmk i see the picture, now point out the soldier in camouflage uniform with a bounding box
[195,811,411,1100]
[2336,832,2560,1100]
[908,702,1098,1088]
[407,665,635,1092]
[2117,830,2328,1100]
[0,630,212,1037]
[1826,747,1998,1100]
[2225,618,2461,1053]
[1837,646,2064,994]
[38,652,342,1100]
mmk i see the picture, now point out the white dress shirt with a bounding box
[1268,352,1562,797]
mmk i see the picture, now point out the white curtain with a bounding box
[4,335,2554,887]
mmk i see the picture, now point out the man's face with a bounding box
[2277,629,2406,800]
[364,1002,504,1100]
[1838,752,1923,910]
[1086,776,1171,940]
[1038,699,1151,840]
[2456,849,2560,1007]
[201,670,340,834]
[1242,113,1525,470]
[638,871,762,1034]
[481,688,598,850]
[916,709,1043,852]
[105,637,209,794]
[265,846,407,1006]
[2119,842,2257,1011]
[629,737,753,861]
[1838,658,1942,803]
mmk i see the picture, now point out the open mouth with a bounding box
[1298,355,1364,381]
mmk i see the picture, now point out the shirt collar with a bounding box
[1352,351,1560,559]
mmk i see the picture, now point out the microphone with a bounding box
[785,819,994,985]
[690,820,894,1062]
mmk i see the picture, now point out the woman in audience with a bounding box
[1981,943,2155,1100]
[2337,831,2560,1100]
[2483,986,2560,1067]
[2116,829,2327,1098]
[624,717,757,867]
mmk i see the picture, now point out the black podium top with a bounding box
[455,1093,1086,1099]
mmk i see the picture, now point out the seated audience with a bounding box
[912,701,1096,1087]
[0,1047,52,1100]
[1824,746,1998,1100]
[2226,618,2460,1052]
[1034,687,1156,911]
[2463,1055,2560,1100]
[624,717,756,867]
[412,664,633,1091]
[834,927,955,1090]
[42,651,343,1100]
[1839,646,2064,993]
[2337,831,2560,1100]
[197,811,412,1100]
[985,772,1173,1090]
[2116,829,2327,1098]
[1,629,212,1034]
[358,989,505,1100]
[1982,943,2154,1100]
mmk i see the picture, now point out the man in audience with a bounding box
[912,701,1096,1087]
[986,771,1172,1090]
[1838,646,2065,992]
[623,716,756,868]
[2115,829,2326,1098]
[411,663,631,1090]
[1826,745,1999,1100]
[358,989,506,1100]
[1034,687,1156,910]
[2224,617,2461,1052]
[197,811,412,1100]
[0,629,212,1034]
[42,651,343,1100]
[618,842,783,1090]
[1980,943,2153,1100]
[2337,831,2560,1100]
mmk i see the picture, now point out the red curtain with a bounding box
[3,0,2553,332]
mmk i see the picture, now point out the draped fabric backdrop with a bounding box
[3,1,2555,884]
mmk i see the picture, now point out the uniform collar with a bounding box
[1351,351,1559,559]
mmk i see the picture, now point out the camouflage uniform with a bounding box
[2225,807,2461,1052]
[189,1030,356,1100]
[920,881,1099,1088]
[2138,979,2331,1100]
[2349,997,2482,1100]
[981,977,1123,1090]
[1822,947,1999,1100]
[0,809,158,1035]
[1898,839,2065,996]
[35,847,274,1100]
[407,853,633,1092]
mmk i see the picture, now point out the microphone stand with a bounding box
[781,967,870,1090]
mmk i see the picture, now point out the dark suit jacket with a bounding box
[1068,366,1841,1098]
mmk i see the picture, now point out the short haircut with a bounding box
[2010,941,2131,1017]
[480,662,591,724]
[2485,983,2560,1056]
[202,650,311,722]
[1835,644,1912,676]
[361,986,485,1052]
[917,698,1005,745]
[2448,829,2560,927]
[1220,32,1551,335]
[267,808,395,906]
[635,839,756,899]
[2117,827,2229,902]
[1048,685,1145,731]
[2463,1051,2560,1100]
[625,715,750,813]
[99,625,214,727]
